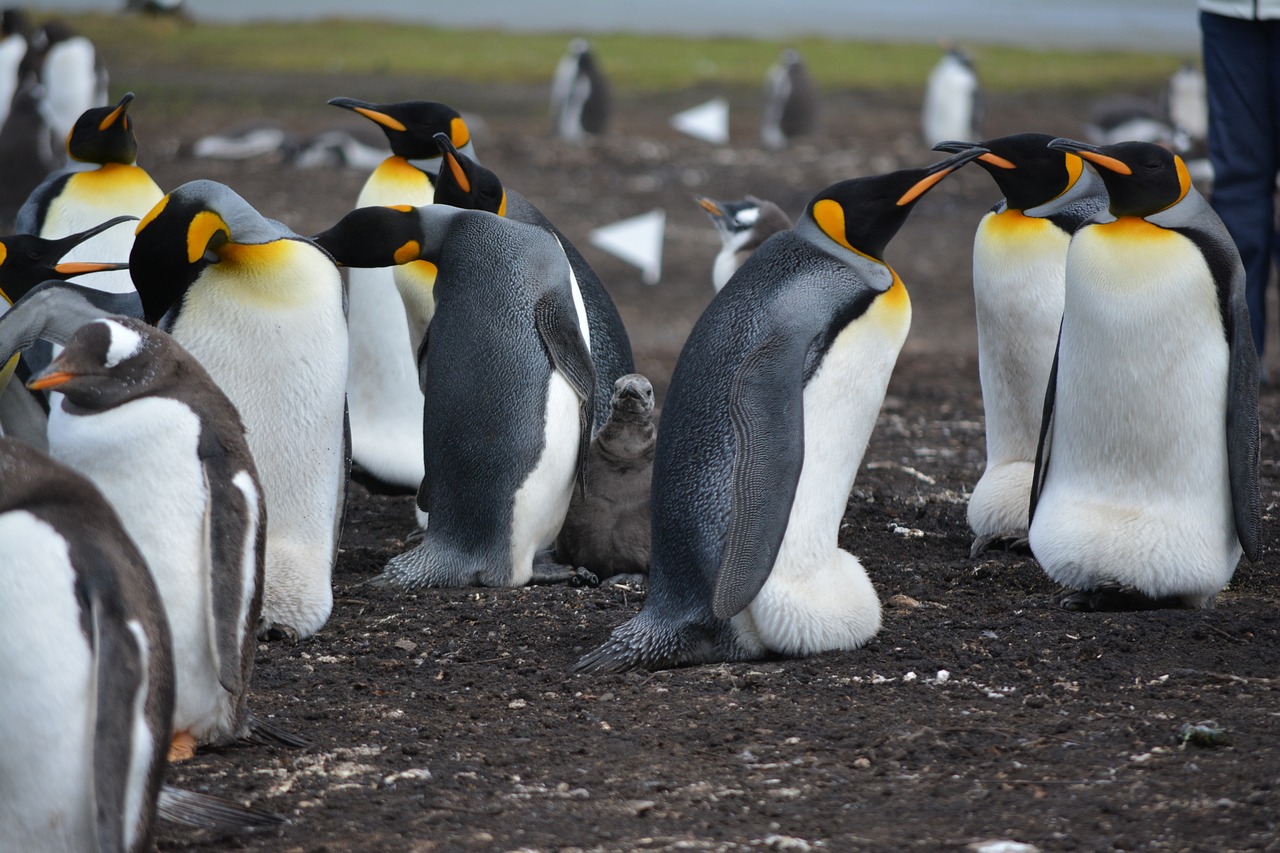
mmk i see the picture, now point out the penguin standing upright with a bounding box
[760,49,819,150]
[0,9,30,129]
[921,45,982,147]
[1029,139,1261,610]
[932,134,1108,556]
[28,317,269,761]
[313,203,595,588]
[695,195,794,292]
[131,179,349,639]
[550,38,611,142]
[429,131,634,429]
[576,149,988,673]
[0,78,56,225]
[327,97,476,490]
[29,19,107,150]
[19,92,163,296]
[0,437,174,853]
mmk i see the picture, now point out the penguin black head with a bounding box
[804,147,988,261]
[1047,138,1191,219]
[1,8,29,39]
[431,131,507,215]
[933,133,1086,211]
[0,215,134,306]
[311,204,437,271]
[67,92,138,166]
[328,97,471,162]
[27,317,172,409]
[696,196,768,237]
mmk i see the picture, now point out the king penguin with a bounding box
[130,179,349,639]
[760,49,819,150]
[28,317,272,762]
[0,8,31,130]
[932,133,1108,557]
[695,195,794,292]
[18,92,163,296]
[327,96,476,490]
[29,19,108,151]
[313,203,596,588]
[1029,138,1261,610]
[550,38,611,142]
[921,45,982,147]
[429,131,635,429]
[0,436,174,853]
[576,148,988,673]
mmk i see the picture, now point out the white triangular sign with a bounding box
[671,98,729,145]
[589,208,665,285]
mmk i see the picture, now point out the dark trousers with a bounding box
[1201,10,1280,358]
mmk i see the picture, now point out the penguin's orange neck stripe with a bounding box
[1093,216,1174,240]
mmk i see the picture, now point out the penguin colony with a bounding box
[0,19,1255,847]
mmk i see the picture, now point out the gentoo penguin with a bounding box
[555,372,656,583]
[327,96,476,490]
[0,436,174,853]
[576,148,989,673]
[28,317,268,762]
[131,179,349,639]
[921,45,982,147]
[760,48,819,150]
[550,38,611,142]
[932,134,1108,557]
[0,8,30,129]
[29,19,108,150]
[0,78,56,226]
[430,131,635,429]
[695,195,794,292]
[18,92,163,296]
[313,203,596,588]
[1029,138,1261,610]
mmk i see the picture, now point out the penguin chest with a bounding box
[0,513,95,847]
[359,157,434,207]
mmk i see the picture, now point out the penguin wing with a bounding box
[1221,249,1263,560]
[1028,327,1061,525]
[712,333,807,620]
[0,281,139,366]
[534,292,597,493]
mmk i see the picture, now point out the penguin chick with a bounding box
[555,373,656,582]
[695,195,794,292]
[1030,138,1260,611]
[932,133,1108,557]
[576,147,989,673]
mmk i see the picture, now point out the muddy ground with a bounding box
[95,54,1280,853]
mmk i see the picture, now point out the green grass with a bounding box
[60,12,1191,95]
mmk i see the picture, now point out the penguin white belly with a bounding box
[344,160,433,489]
[968,212,1069,537]
[922,61,978,145]
[739,279,910,655]
[41,165,164,294]
[42,38,100,145]
[0,513,95,851]
[508,370,582,585]
[177,243,348,638]
[1029,223,1239,604]
[47,398,231,740]
[0,34,26,128]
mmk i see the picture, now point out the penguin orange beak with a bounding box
[53,261,129,275]
[695,197,724,217]
[98,92,134,131]
[328,97,406,132]
[26,369,76,391]
[897,147,991,206]
[933,140,1016,170]
[1048,138,1133,176]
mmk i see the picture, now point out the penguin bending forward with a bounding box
[313,203,595,588]
[933,134,1108,557]
[576,149,988,672]
[1030,139,1261,610]
[131,180,350,639]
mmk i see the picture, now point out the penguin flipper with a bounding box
[0,377,48,449]
[711,334,806,620]
[533,292,596,494]
[156,785,287,832]
[1028,326,1061,525]
[1224,262,1262,561]
[0,280,141,367]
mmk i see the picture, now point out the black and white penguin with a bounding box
[313,203,595,588]
[933,134,1108,557]
[0,78,56,226]
[0,436,174,853]
[327,96,476,490]
[576,148,988,672]
[695,195,794,292]
[130,179,349,639]
[555,372,656,583]
[0,8,31,129]
[28,317,267,761]
[429,131,635,430]
[921,45,982,147]
[28,19,108,150]
[760,49,819,150]
[19,92,163,296]
[1030,138,1261,610]
[549,38,611,142]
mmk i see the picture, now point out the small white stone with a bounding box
[936,669,951,683]
[903,671,918,682]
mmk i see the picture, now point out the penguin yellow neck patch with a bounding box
[812,199,876,262]
[450,117,471,149]
[986,208,1054,237]
[187,211,230,264]
[1093,216,1175,241]
[68,164,156,203]
[372,157,433,192]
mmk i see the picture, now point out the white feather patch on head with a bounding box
[98,319,144,368]
[735,207,761,227]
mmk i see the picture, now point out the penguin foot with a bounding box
[403,526,425,547]
[167,730,198,763]
[257,623,299,643]
[531,550,600,587]
[1057,582,1192,612]
[970,532,1031,559]
[603,572,648,588]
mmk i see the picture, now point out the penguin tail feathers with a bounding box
[573,611,725,675]
[156,784,288,832]
[244,711,311,750]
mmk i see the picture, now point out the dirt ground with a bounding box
[109,62,1280,853]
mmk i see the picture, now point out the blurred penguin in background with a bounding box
[922,43,982,147]
[761,48,819,150]
[27,19,107,152]
[0,78,56,227]
[0,8,31,129]
[550,38,611,142]
[1166,60,1208,147]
